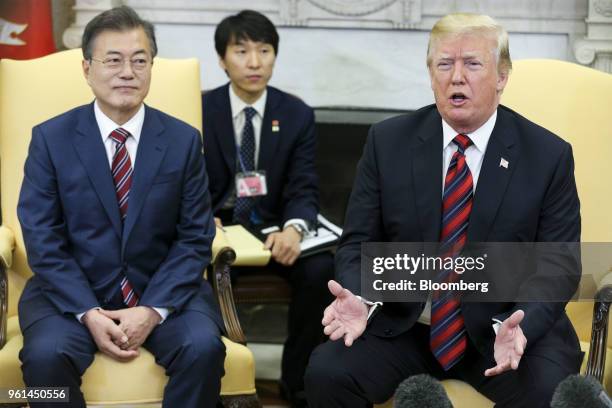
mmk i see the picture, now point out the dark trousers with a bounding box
[305,322,583,407]
[20,309,225,408]
[235,252,334,394]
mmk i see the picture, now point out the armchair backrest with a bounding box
[501,59,612,345]
[502,59,612,242]
[0,48,202,317]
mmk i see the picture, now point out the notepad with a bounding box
[222,225,271,266]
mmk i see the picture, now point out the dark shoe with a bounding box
[290,390,308,408]
[280,381,308,407]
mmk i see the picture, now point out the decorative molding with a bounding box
[62,27,84,49]
[279,0,421,29]
[306,0,399,17]
[593,0,612,18]
[62,0,122,48]
[63,0,590,34]
[574,40,598,65]
[593,52,612,71]
[572,0,612,73]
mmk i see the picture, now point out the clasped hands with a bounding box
[82,306,161,362]
[322,280,527,376]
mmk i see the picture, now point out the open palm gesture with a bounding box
[485,310,527,376]
[321,280,369,346]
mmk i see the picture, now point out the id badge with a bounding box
[236,171,268,197]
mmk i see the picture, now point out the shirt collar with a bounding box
[94,100,145,143]
[229,84,267,120]
[442,109,497,153]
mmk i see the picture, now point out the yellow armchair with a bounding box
[0,49,259,407]
[502,59,612,390]
[375,60,612,408]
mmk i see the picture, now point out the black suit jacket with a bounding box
[202,84,319,225]
[336,104,581,360]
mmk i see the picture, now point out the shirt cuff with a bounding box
[283,219,309,236]
[492,318,503,335]
[356,296,383,321]
[151,307,171,324]
[75,307,100,323]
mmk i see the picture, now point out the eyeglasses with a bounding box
[90,56,151,72]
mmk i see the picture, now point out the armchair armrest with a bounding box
[0,225,15,269]
[585,268,612,383]
[0,225,15,349]
[209,227,246,344]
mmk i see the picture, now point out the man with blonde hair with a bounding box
[305,13,582,407]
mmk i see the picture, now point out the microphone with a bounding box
[551,374,612,408]
[393,374,452,408]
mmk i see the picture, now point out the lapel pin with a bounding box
[499,157,509,169]
[272,120,280,132]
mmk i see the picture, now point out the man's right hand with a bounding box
[322,280,368,347]
[82,309,139,361]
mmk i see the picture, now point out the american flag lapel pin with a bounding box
[499,157,509,169]
[272,120,280,132]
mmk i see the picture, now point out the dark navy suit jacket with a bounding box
[17,103,222,331]
[202,84,319,225]
[336,105,582,366]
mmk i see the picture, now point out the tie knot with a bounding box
[453,134,472,153]
[244,107,257,122]
[110,128,131,145]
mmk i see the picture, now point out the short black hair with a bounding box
[215,10,279,58]
[82,5,157,60]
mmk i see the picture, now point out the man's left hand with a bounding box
[264,227,302,266]
[99,306,162,351]
[484,309,527,377]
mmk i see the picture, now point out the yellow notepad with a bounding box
[222,225,271,266]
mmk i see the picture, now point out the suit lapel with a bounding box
[73,103,122,238]
[412,111,443,242]
[468,108,519,241]
[211,84,237,174]
[258,88,282,172]
[122,106,168,248]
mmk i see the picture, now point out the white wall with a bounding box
[155,24,569,110]
[66,0,609,110]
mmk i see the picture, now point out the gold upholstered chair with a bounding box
[502,59,612,390]
[0,49,260,407]
[375,59,612,408]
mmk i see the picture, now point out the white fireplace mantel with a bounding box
[64,0,610,110]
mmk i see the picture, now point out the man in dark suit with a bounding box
[203,10,333,406]
[17,7,224,408]
[305,13,583,407]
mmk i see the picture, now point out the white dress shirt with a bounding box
[229,84,267,168]
[76,101,169,323]
[417,110,497,325]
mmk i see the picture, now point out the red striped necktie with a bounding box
[110,128,138,308]
[430,133,473,370]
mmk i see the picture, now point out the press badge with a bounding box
[236,171,268,197]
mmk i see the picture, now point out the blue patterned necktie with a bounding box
[430,134,473,370]
[233,107,257,224]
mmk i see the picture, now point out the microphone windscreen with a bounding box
[393,374,452,408]
[551,374,609,408]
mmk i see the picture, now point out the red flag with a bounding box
[0,0,56,60]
